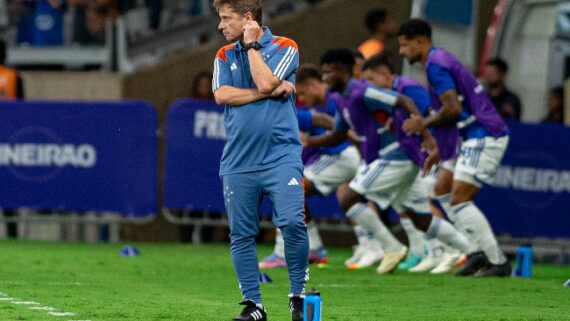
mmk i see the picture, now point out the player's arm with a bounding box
[404,65,461,134]
[311,111,335,129]
[303,130,348,148]
[423,89,461,128]
[303,113,349,147]
[362,85,421,116]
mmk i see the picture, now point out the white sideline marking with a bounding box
[0,290,91,319]
[48,312,76,317]
[0,280,84,286]
[12,301,40,305]
[29,306,56,311]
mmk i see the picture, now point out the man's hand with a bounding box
[422,149,440,176]
[403,114,425,136]
[270,81,295,99]
[243,20,262,44]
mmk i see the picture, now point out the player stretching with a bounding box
[398,19,511,277]
[212,1,307,320]
[306,48,476,274]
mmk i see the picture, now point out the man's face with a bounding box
[297,79,324,107]
[362,66,392,89]
[482,65,504,87]
[218,4,247,42]
[321,63,349,93]
[398,36,423,64]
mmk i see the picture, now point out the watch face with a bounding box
[247,42,261,50]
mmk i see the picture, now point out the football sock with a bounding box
[427,216,477,254]
[400,217,425,256]
[307,221,324,251]
[453,201,507,265]
[347,203,403,252]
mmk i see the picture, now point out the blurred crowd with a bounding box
[0,0,319,46]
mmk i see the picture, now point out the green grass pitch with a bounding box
[0,240,569,321]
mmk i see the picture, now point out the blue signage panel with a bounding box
[164,101,570,237]
[477,121,570,238]
[0,100,158,217]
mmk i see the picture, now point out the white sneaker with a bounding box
[408,255,442,273]
[430,252,462,274]
[348,240,384,270]
[345,242,367,267]
[376,246,408,274]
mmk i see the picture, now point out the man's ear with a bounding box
[244,12,253,21]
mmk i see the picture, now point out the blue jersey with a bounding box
[212,27,302,175]
[335,79,408,164]
[426,47,508,141]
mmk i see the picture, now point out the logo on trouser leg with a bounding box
[288,177,300,186]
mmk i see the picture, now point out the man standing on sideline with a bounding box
[398,19,511,277]
[212,1,308,320]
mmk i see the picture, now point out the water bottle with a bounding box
[304,289,322,321]
[514,245,533,278]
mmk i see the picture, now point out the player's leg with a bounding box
[351,159,425,273]
[259,227,287,269]
[264,161,309,317]
[397,212,424,270]
[337,184,399,269]
[223,172,265,312]
[452,136,511,277]
[396,175,478,270]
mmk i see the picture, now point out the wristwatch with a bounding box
[245,41,262,51]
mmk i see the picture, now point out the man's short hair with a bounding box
[397,19,432,39]
[487,57,508,73]
[213,0,263,23]
[362,53,395,74]
[0,39,6,65]
[365,8,387,34]
[320,48,355,73]
[297,65,322,84]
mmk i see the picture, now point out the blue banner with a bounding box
[164,101,570,237]
[164,99,344,218]
[477,121,570,238]
[0,100,158,217]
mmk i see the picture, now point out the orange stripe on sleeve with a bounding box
[272,37,299,51]
[215,44,235,63]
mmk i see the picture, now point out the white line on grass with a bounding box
[0,290,91,319]
[12,301,40,305]
[48,312,76,317]
[29,306,56,311]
